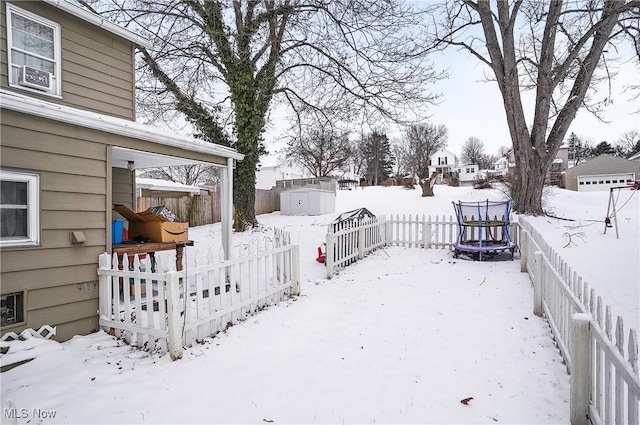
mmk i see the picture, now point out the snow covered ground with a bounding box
[1,184,637,424]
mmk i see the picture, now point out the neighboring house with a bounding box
[629,151,640,163]
[428,149,457,183]
[256,156,309,190]
[492,156,510,175]
[453,165,480,186]
[563,154,640,192]
[492,149,516,176]
[554,145,569,172]
[0,0,242,340]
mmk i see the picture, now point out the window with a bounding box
[0,170,40,246]
[6,4,61,96]
[1,292,25,326]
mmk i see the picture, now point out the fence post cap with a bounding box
[572,313,592,322]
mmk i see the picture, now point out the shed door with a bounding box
[577,173,634,192]
[290,192,308,215]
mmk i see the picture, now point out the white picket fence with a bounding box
[325,214,519,278]
[98,229,300,360]
[519,217,639,425]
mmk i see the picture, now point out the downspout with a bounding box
[221,157,234,261]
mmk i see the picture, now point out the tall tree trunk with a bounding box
[469,0,626,215]
[232,88,262,231]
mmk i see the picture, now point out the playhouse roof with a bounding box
[334,208,376,222]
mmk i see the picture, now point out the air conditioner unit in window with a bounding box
[18,65,52,91]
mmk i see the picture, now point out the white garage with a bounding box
[280,188,336,216]
[564,154,640,192]
[577,173,635,192]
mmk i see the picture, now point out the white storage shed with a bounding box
[280,188,336,216]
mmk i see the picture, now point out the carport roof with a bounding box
[0,89,244,162]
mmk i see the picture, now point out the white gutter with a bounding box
[0,89,244,162]
[41,0,153,49]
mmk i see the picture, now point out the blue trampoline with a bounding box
[452,200,516,260]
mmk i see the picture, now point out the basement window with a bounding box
[1,292,25,326]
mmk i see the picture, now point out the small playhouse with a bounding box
[452,200,516,260]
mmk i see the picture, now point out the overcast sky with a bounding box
[424,49,640,157]
[264,47,639,160]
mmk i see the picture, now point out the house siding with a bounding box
[0,1,135,120]
[0,1,239,343]
[0,110,108,340]
[0,107,233,340]
[112,167,135,212]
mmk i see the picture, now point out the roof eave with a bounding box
[41,0,153,49]
[0,89,244,162]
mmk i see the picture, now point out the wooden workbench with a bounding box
[113,240,194,272]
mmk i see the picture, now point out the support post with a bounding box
[358,226,365,259]
[291,244,301,296]
[98,253,111,326]
[570,313,591,425]
[520,229,528,273]
[221,158,234,260]
[326,232,334,279]
[166,271,183,360]
[533,251,543,317]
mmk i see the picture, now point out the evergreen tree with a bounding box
[567,133,586,165]
[363,131,394,186]
[592,141,616,156]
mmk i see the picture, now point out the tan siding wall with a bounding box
[0,112,108,340]
[0,3,6,87]
[112,167,135,221]
[0,1,135,119]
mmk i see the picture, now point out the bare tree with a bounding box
[497,145,511,157]
[403,123,448,180]
[351,136,367,181]
[430,0,640,214]
[617,129,640,157]
[392,140,410,177]
[78,0,444,230]
[460,137,485,166]
[284,123,351,177]
[140,165,220,186]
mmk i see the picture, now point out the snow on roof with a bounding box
[42,0,152,48]
[258,155,284,168]
[0,89,244,161]
[136,178,202,194]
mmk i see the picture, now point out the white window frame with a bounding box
[0,170,40,247]
[6,3,62,97]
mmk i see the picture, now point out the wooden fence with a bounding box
[519,217,639,425]
[137,187,280,227]
[98,229,299,360]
